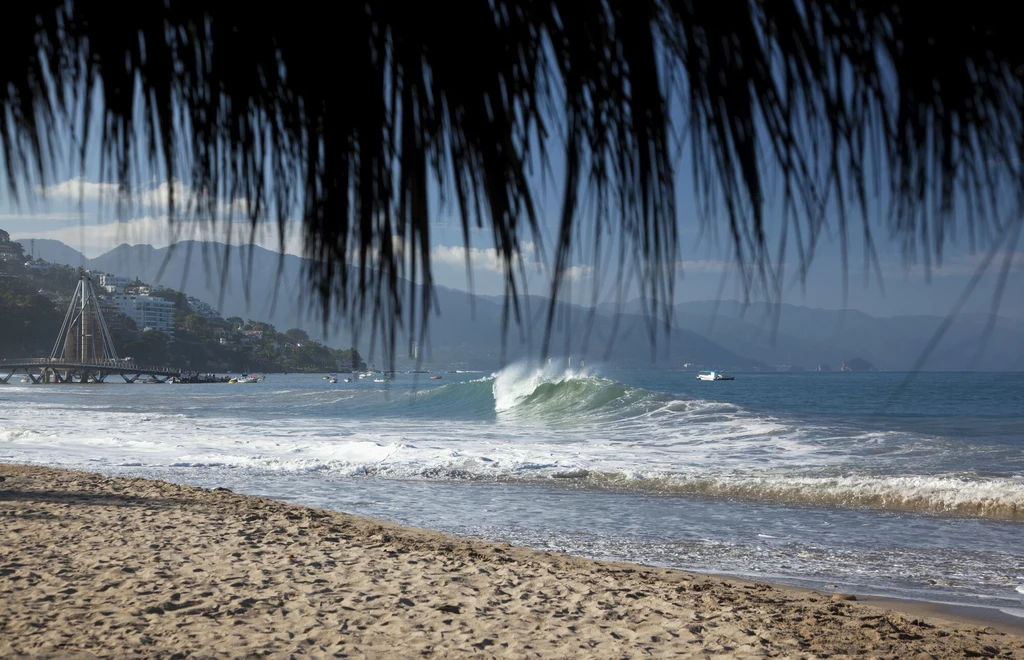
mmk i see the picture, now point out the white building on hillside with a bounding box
[187,296,221,319]
[98,274,129,293]
[109,294,176,338]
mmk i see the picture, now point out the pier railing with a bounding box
[0,357,179,375]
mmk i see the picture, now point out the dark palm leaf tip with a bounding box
[3,1,1022,361]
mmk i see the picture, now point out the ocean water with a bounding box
[1,365,1023,618]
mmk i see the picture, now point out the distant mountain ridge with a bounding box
[85,241,313,327]
[601,298,1024,372]
[24,238,88,266]
[21,238,1024,371]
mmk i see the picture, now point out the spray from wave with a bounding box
[491,361,636,419]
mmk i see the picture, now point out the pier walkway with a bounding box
[0,358,179,384]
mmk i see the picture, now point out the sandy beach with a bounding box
[1,465,1022,658]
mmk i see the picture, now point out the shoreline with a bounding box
[2,463,1023,658]
[852,595,1024,637]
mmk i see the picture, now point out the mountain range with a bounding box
[25,238,1024,371]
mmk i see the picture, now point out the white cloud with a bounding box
[429,241,545,274]
[431,244,508,274]
[38,177,253,219]
[559,265,593,281]
[39,177,122,202]
[135,180,191,209]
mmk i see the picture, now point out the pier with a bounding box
[0,358,179,384]
[0,274,182,384]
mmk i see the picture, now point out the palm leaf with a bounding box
[2,1,1021,361]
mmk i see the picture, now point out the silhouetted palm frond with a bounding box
[3,1,1022,360]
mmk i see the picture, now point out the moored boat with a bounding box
[696,370,734,381]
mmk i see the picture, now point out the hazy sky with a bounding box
[1,116,1021,320]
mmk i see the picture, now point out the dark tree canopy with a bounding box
[3,1,1023,360]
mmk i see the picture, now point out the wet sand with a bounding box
[2,464,1022,658]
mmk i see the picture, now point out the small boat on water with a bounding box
[228,378,238,384]
[430,375,442,380]
[373,377,389,383]
[328,377,337,384]
[697,370,734,381]
[343,377,352,383]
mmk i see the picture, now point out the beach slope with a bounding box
[1,465,1022,658]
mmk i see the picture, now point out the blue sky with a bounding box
[1,108,1021,320]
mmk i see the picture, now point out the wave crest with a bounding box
[491,361,634,418]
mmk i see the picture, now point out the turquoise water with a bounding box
[2,365,1023,616]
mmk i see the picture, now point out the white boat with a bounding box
[328,377,337,383]
[343,377,352,383]
[373,377,388,383]
[697,370,734,381]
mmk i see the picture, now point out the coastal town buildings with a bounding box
[107,293,176,338]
